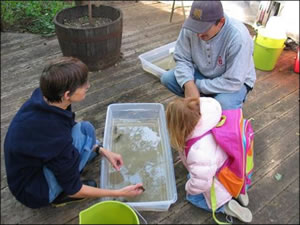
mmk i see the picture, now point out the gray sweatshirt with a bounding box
[174,15,256,94]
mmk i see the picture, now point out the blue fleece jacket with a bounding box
[4,88,82,208]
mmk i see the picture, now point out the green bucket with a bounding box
[253,40,285,71]
[79,201,139,224]
[255,33,286,49]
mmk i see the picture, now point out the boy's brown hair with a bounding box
[40,57,88,103]
[166,97,201,152]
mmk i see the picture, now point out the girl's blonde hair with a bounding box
[166,97,201,152]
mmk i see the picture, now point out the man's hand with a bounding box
[184,81,200,98]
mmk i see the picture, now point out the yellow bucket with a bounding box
[79,201,139,224]
[253,34,285,71]
[255,33,286,49]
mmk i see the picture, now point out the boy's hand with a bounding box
[100,148,123,171]
[119,183,144,197]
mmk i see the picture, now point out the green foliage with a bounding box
[1,1,74,36]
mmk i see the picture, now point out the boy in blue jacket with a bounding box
[4,57,144,208]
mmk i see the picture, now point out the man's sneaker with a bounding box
[51,179,97,207]
[224,199,253,223]
[237,192,249,207]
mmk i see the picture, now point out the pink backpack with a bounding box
[185,108,254,198]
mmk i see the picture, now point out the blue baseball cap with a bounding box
[183,1,224,33]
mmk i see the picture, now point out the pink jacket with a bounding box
[179,97,232,209]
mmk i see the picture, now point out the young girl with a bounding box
[166,97,252,223]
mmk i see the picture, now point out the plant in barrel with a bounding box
[55,1,123,71]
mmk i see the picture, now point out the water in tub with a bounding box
[108,119,168,202]
[152,53,176,71]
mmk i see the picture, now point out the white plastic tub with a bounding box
[100,103,177,211]
[138,41,176,78]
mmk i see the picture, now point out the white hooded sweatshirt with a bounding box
[179,97,232,209]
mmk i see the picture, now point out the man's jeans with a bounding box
[43,121,100,202]
[160,69,250,110]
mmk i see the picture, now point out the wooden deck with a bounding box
[1,1,299,224]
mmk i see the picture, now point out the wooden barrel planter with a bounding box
[54,5,123,71]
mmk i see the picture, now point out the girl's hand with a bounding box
[119,183,144,197]
[101,148,123,171]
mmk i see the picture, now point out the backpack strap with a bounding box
[185,130,211,157]
[185,115,226,157]
[211,177,231,224]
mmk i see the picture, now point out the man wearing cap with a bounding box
[161,1,256,110]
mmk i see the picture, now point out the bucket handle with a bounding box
[130,206,148,224]
[253,28,258,42]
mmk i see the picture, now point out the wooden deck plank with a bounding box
[287,212,300,224]
[249,90,298,132]
[253,178,299,224]
[250,149,299,223]
[0,20,181,104]
[244,71,298,118]
[253,112,299,179]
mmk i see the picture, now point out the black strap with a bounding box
[95,142,103,155]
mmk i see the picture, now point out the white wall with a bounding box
[221,1,299,43]
[160,1,299,43]
[279,1,299,43]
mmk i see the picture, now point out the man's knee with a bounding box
[160,72,168,86]
[214,95,242,110]
[160,69,175,86]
